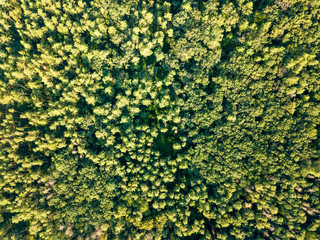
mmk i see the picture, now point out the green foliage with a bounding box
[0,0,320,239]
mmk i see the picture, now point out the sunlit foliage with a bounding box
[0,0,320,239]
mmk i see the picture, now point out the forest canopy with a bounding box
[0,0,320,239]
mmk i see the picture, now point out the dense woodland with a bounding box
[0,0,320,239]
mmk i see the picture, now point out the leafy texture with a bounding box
[0,0,320,239]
